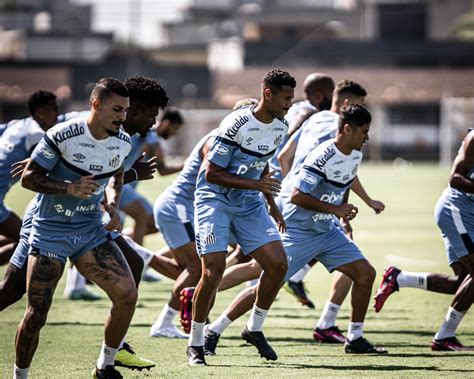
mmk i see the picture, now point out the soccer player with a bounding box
[150,128,217,338]
[120,106,185,246]
[374,129,474,351]
[0,91,59,265]
[13,78,137,379]
[203,104,387,357]
[186,69,295,366]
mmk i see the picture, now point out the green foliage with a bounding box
[1,164,473,377]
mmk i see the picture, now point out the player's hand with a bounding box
[10,158,30,179]
[257,171,281,197]
[368,199,385,214]
[67,175,100,199]
[103,202,122,232]
[339,218,353,240]
[269,204,286,233]
[132,153,158,181]
[334,203,358,221]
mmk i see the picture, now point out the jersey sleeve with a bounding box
[292,155,324,195]
[30,136,60,171]
[24,128,45,153]
[206,116,242,169]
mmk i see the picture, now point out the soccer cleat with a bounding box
[284,280,315,309]
[149,325,189,339]
[187,346,207,366]
[344,337,388,354]
[91,365,123,378]
[313,326,346,343]
[141,268,162,282]
[66,286,102,301]
[203,325,221,356]
[431,336,472,351]
[180,287,195,334]
[114,342,155,371]
[373,266,401,312]
[241,326,277,361]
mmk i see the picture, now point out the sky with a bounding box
[71,0,186,47]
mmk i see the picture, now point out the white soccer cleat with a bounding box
[149,325,189,339]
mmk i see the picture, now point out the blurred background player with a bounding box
[0,91,59,265]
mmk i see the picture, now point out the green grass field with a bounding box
[1,163,473,378]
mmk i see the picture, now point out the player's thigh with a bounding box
[171,241,200,271]
[459,253,474,275]
[74,240,137,300]
[250,240,287,274]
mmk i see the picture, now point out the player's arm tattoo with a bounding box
[21,160,69,195]
[105,168,124,207]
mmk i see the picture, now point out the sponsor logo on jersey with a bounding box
[89,164,103,172]
[320,192,345,203]
[274,127,285,131]
[216,145,229,155]
[258,145,269,151]
[106,146,120,150]
[73,153,86,162]
[236,160,267,175]
[52,124,85,144]
[79,142,95,149]
[314,147,336,170]
[109,154,121,168]
[54,204,64,213]
[274,135,283,146]
[248,127,260,131]
[333,160,343,165]
[225,115,249,139]
[39,146,55,159]
[303,173,317,185]
[312,213,334,222]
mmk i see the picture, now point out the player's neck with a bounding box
[252,103,274,124]
[87,114,109,140]
[334,137,353,156]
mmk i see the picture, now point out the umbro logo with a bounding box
[73,153,86,162]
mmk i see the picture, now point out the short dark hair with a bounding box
[28,90,56,115]
[334,80,367,99]
[124,74,169,109]
[90,77,129,102]
[263,69,296,93]
[338,104,372,132]
[161,106,183,124]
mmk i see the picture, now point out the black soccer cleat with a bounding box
[91,365,123,379]
[285,280,315,309]
[344,337,388,354]
[187,345,207,366]
[241,326,277,361]
[204,327,221,356]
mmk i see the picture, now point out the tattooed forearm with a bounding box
[106,169,124,207]
[22,160,69,195]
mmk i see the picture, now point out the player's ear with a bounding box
[263,87,272,101]
[343,123,352,134]
[91,98,100,111]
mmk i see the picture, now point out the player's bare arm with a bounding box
[290,187,358,221]
[277,137,297,177]
[21,160,99,199]
[450,132,474,193]
[351,175,385,214]
[206,161,281,196]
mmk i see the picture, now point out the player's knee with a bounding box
[360,264,376,286]
[203,267,224,287]
[24,306,48,331]
[113,285,138,308]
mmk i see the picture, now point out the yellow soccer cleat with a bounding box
[114,342,155,371]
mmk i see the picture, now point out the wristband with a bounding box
[130,168,138,182]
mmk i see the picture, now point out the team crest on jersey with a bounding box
[109,154,121,168]
[274,135,283,146]
[39,146,55,159]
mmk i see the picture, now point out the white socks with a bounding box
[188,321,206,346]
[246,305,268,332]
[208,314,233,335]
[97,342,118,370]
[434,307,465,340]
[347,322,364,342]
[396,271,428,289]
[153,304,179,329]
[13,365,29,379]
[289,264,311,283]
[316,301,340,330]
[122,235,154,266]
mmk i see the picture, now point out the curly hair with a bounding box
[335,80,367,98]
[262,69,296,92]
[124,74,169,109]
[338,104,372,132]
[28,90,56,115]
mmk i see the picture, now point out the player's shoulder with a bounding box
[110,128,132,146]
[46,117,86,144]
[219,106,253,140]
[305,139,337,170]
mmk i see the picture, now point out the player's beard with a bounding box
[318,97,332,111]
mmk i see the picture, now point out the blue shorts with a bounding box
[119,184,153,215]
[28,225,111,264]
[195,196,281,256]
[10,236,29,269]
[435,189,474,265]
[282,225,365,279]
[0,199,11,223]
[154,191,195,249]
